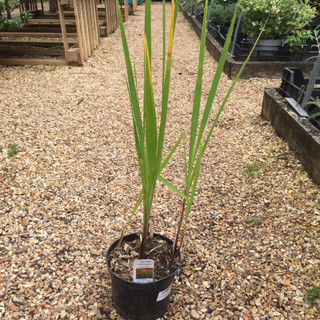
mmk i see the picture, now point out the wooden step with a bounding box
[0,58,68,66]
[0,32,78,38]
[0,41,76,47]
[0,48,65,56]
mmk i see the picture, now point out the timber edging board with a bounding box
[0,58,68,66]
[179,6,315,79]
[261,87,320,185]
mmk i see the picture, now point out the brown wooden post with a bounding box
[93,0,100,45]
[82,0,90,58]
[73,0,85,65]
[105,0,109,36]
[86,0,94,52]
[58,0,69,62]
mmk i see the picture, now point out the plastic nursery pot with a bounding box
[106,233,181,320]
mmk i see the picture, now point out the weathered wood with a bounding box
[58,0,70,60]
[129,0,137,14]
[73,0,85,64]
[105,0,117,36]
[0,32,77,37]
[59,0,72,5]
[30,18,77,24]
[0,41,76,46]
[66,48,80,62]
[86,0,94,53]
[0,48,64,55]
[81,0,90,58]
[0,58,68,66]
[19,27,77,33]
[121,0,128,22]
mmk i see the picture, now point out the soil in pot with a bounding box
[108,234,179,281]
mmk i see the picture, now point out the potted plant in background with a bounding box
[106,0,265,319]
[209,0,237,29]
[237,0,316,56]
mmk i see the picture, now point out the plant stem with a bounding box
[173,193,186,256]
[140,207,149,259]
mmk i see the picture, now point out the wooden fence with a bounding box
[58,0,101,65]
[104,0,118,36]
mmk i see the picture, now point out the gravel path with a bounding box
[1,3,319,319]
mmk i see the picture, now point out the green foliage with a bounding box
[8,143,19,157]
[0,145,3,153]
[0,0,19,12]
[238,0,316,50]
[245,217,262,226]
[210,0,236,26]
[305,286,320,306]
[47,66,57,72]
[306,98,320,121]
[243,161,261,178]
[0,0,33,31]
[307,112,320,120]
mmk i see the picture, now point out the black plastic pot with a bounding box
[106,233,181,320]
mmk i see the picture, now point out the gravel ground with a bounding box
[1,3,320,319]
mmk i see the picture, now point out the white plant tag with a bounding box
[133,259,154,283]
[156,284,172,302]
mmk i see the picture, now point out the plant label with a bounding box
[157,284,172,302]
[133,259,154,283]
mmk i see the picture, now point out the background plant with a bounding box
[305,286,320,306]
[209,0,236,26]
[238,0,316,49]
[0,0,33,31]
[243,161,261,178]
[8,143,19,157]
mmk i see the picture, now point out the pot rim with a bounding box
[106,233,181,286]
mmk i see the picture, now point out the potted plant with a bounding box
[106,0,265,319]
[209,0,237,27]
[237,0,316,55]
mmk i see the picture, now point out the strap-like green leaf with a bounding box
[158,175,187,200]
[159,131,185,173]
[188,0,208,172]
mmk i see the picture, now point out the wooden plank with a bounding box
[60,0,72,5]
[18,27,77,33]
[0,32,77,37]
[105,0,110,36]
[132,0,137,12]
[73,0,85,65]
[41,13,75,18]
[92,0,100,46]
[0,41,76,46]
[94,0,100,45]
[122,0,128,21]
[86,0,94,53]
[0,48,64,55]
[129,0,137,14]
[81,0,90,58]
[31,18,76,24]
[66,48,80,62]
[58,1,69,59]
[0,58,68,66]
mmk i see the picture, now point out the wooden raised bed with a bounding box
[262,87,320,185]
